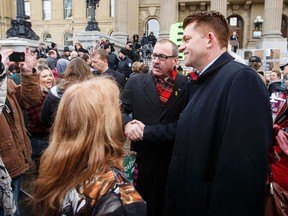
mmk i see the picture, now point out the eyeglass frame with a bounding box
[151,53,177,61]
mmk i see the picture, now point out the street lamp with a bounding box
[6,0,39,40]
[85,0,101,31]
[254,16,264,31]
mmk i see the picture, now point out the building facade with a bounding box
[0,0,288,50]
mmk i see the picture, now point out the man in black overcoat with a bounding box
[121,39,187,216]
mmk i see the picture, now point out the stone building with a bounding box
[0,0,288,52]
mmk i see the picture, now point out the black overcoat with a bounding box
[120,72,187,216]
[164,52,273,216]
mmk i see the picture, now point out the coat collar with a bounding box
[192,52,234,84]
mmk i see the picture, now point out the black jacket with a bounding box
[120,72,187,216]
[117,57,133,79]
[164,52,273,216]
[108,52,119,71]
[40,85,62,128]
[93,68,126,91]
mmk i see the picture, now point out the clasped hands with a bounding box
[124,120,145,141]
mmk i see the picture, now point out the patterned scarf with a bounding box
[154,70,177,107]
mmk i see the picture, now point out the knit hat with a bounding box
[64,46,70,52]
[119,48,128,56]
[249,56,262,64]
[56,59,69,76]
[103,44,110,49]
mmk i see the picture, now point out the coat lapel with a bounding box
[163,74,186,113]
[142,73,163,112]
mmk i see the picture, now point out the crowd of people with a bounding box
[0,11,287,216]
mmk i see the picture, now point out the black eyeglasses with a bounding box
[151,53,176,61]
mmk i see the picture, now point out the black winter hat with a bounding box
[249,56,262,64]
[119,48,128,56]
[103,44,110,49]
[64,47,70,52]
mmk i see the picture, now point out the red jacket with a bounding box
[272,146,288,191]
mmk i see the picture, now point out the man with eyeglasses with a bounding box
[120,39,187,216]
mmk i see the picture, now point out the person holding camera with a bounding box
[0,48,42,216]
[33,43,47,60]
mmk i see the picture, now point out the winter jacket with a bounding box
[0,73,42,178]
[40,85,62,128]
[165,52,273,216]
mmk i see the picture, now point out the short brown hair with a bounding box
[183,11,230,49]
[92,48,109,62]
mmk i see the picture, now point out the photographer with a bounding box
[33,43,47,59]
[0,48,42,215]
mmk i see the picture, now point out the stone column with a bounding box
[262,0,282,38]
[112,0,128,44]
[158,0,178,39]
[210,0,227,17]
[257,0,287,51]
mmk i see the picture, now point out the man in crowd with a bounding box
[164,11,272,215]
[0,48,42,215]
[91,49,126,91]
[60,46,70,60]
[103,44,119,71]
[117,48,133,80]
[125,41,140,63]
[121,39,187,216]
[34,42,47,59]
[127,11,272,216]
[46,50,57,71]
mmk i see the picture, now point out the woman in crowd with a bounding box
[27,65,56,171]
[74,42,83,53]
[268,70,285,95]
[40,57,92,128]
[34,77,146,215]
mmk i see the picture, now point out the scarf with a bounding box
[154,70,176,107]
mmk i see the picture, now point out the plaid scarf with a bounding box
[189,70,199,80]
[154,70,177,107]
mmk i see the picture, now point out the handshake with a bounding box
[124,120,145,141]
